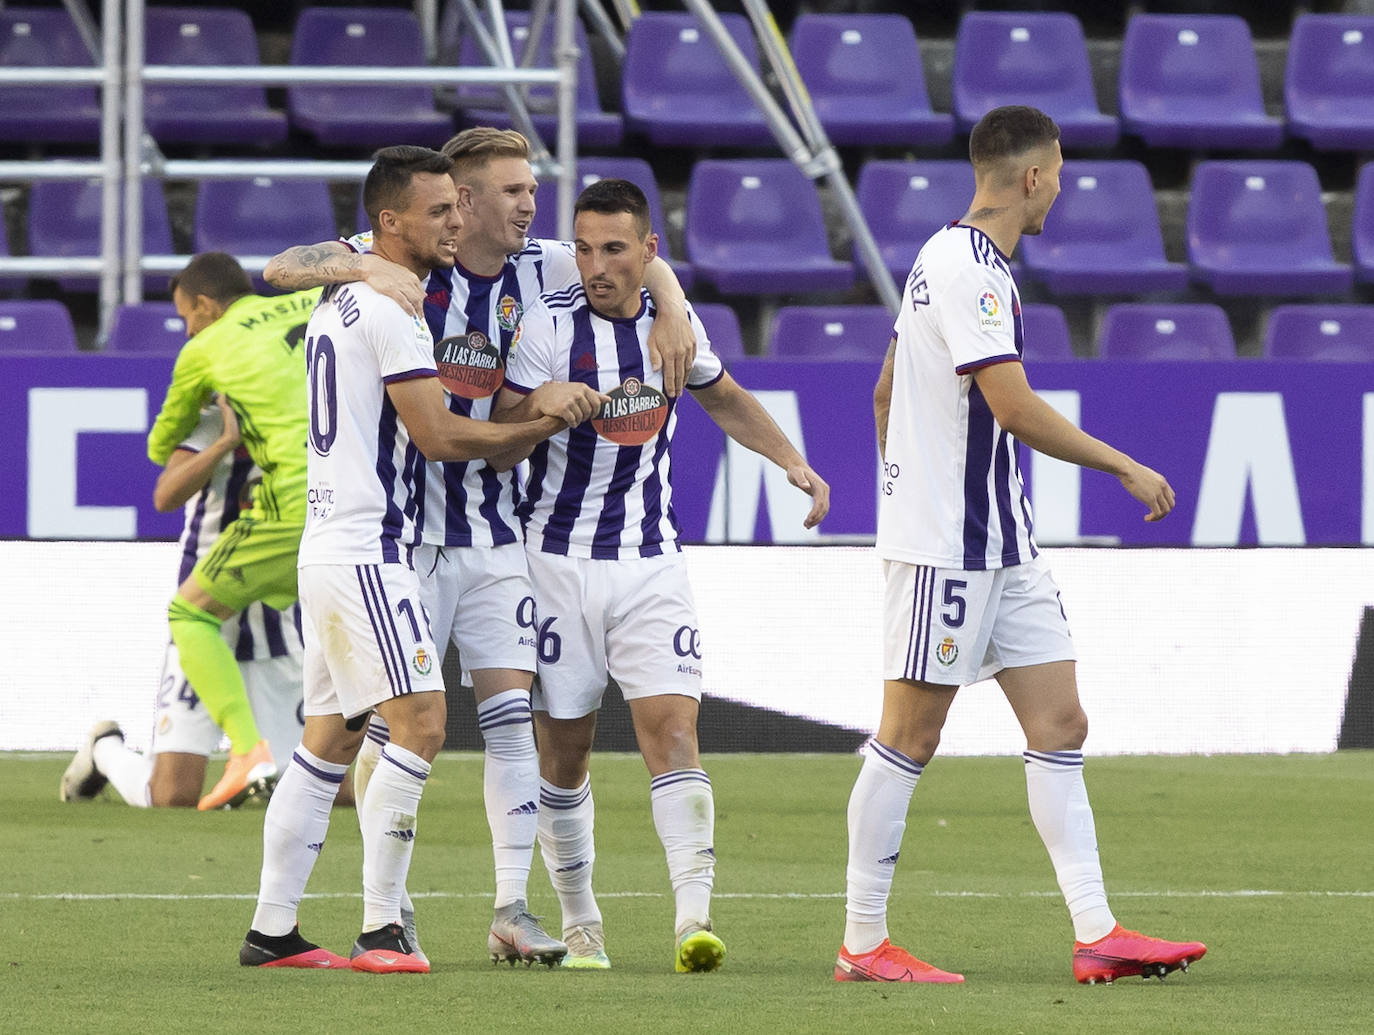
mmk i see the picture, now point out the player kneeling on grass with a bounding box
[837,105,1205,986]
[493,178,830,973]
[239,145,603,972]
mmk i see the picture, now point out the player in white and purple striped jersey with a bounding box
[242,146,588,973]
[841,106,1203,986]
[263,127,692,966]
[495,177,829,972]
[60,398,307,810]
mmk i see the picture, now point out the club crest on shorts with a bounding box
[411,647,433,676]
[935,637,959,667]
[434,330,503,399]
[591,376,668,446]
[496,294,522,332]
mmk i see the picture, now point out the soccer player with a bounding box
[837,105,1206,986]
[60,396,307,808]
[493,178,829,972]
[239,145,602,972]
[262,127,696,966]
[147,253,320,811]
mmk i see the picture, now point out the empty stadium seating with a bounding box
[0,7,101,143]
[0,300,79,352]
[193,178,337,287]
[854,160,974,285]
[686,159,852,296]
[288,7,451,148]
[690,301,746,364]
[1020,303,1077,361]
[1263,305,1374,361]
[1355,162,1374,284]
[143,7,287,147]
[1097,303,1236,360]
[1118,13,1283,150]
[1186,161,1352,296]
[766,305,892,361]
[788,14,953,148]
[28,179,175,293]
[1285,15,1374,152]
[104,302,187,354]
[1019,160,1187,294]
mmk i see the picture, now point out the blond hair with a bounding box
[440,127,531,183]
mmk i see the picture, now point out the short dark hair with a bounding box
[168,251,253,303]
[363,145,454,230]
[573,177,651,239]
[968,105,1061,168]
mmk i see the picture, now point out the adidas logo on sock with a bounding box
[385,828,416,842]
[307,841,324,854]
[554,860,588,874]
[506,800,538,816]
[878,851,900,865]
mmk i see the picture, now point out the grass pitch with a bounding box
[3,751,1371,1034]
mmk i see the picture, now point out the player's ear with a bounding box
[644,232,659,263]
[377,208,399,235]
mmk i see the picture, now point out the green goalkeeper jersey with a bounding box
[147,289,321,523]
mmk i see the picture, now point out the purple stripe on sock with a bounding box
[539,784,589,809]
[481,716,533,732]
[381,747,429,782]
[649,769,711,792]
[292,751,346,784]
[870,740,925,778]
[1023,750,1084,767]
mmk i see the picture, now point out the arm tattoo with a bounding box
[268,244,361,288]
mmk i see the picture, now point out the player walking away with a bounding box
[146,254,320,811]
[494,178,829,972]
[262,127,695,967]
[239,145,602,973]
[61,396,313,808]
[837,105,1206,986]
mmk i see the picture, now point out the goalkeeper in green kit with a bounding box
[147,252,320,810]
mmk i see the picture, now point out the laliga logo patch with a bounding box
[977,290,1003,330]
[591,376,668,446]
[412,647,433,676]
[935,637,959,667]
[434,330,503,399]
[497,294,522,333]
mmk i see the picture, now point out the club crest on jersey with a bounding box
[591,377,668,446]
[977,290,1003,331]
[497,294,523,332]
[434,330,504,399]
[412,648,433,676]
[935,637,959,667]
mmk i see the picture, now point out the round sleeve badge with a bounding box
[591,376,668,446]
[434,330,504,399]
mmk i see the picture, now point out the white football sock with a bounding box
[352,715,389,803]
[92,735,152,808]
[844,741,923,954]
[360,743,429,933]
[649,769,716,937]
[1024,749,1116,944]
[538,776,601,930]
[477,689,538,908]
[251,747,346,936]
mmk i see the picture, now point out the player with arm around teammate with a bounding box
[493,178,829,972]
[837,105,1206,986]
[239,145,601,972]
[61,396,312,809]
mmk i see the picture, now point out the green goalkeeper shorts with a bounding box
[190,514,304,613]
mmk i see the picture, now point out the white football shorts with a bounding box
[414,541,537,680]
[882,554,1075,686]
[299,562,445,719]
[150,641,304,761]
[526,550,702,719]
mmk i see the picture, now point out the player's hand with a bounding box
[1120,461,1174,522]
[647,303,696,399]
[214,393,241,449]
[361,253,426,317]
[788,462,830,529]
[529,381,610,427]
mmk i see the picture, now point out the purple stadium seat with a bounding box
[789,14,953,148]
[454,11,621,150]
[0,300,79,352]
[952,12,1118,150]
[0,8,101,143]
[28,179,175,293]
[1020,303,1077,361]
[855,160,974,284]
[1357,163,1374,284]
[1263,305,1374,361]
[1098,304,1235,360]
[685,159,853,296]
[194,178,337,289]
[528,157,693,291]
[105,302,187,353]
[144,7,287,147]
[1285,15,1374,152]
[1119,14,1284,151]
[288,7,451,148]
[690,302,746,364]
[622,13,769,147]
[1019,161,1187,294]
[766,305,893,361]
[1187,161,1352,296]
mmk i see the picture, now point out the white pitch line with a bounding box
[5,889,1373,902]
